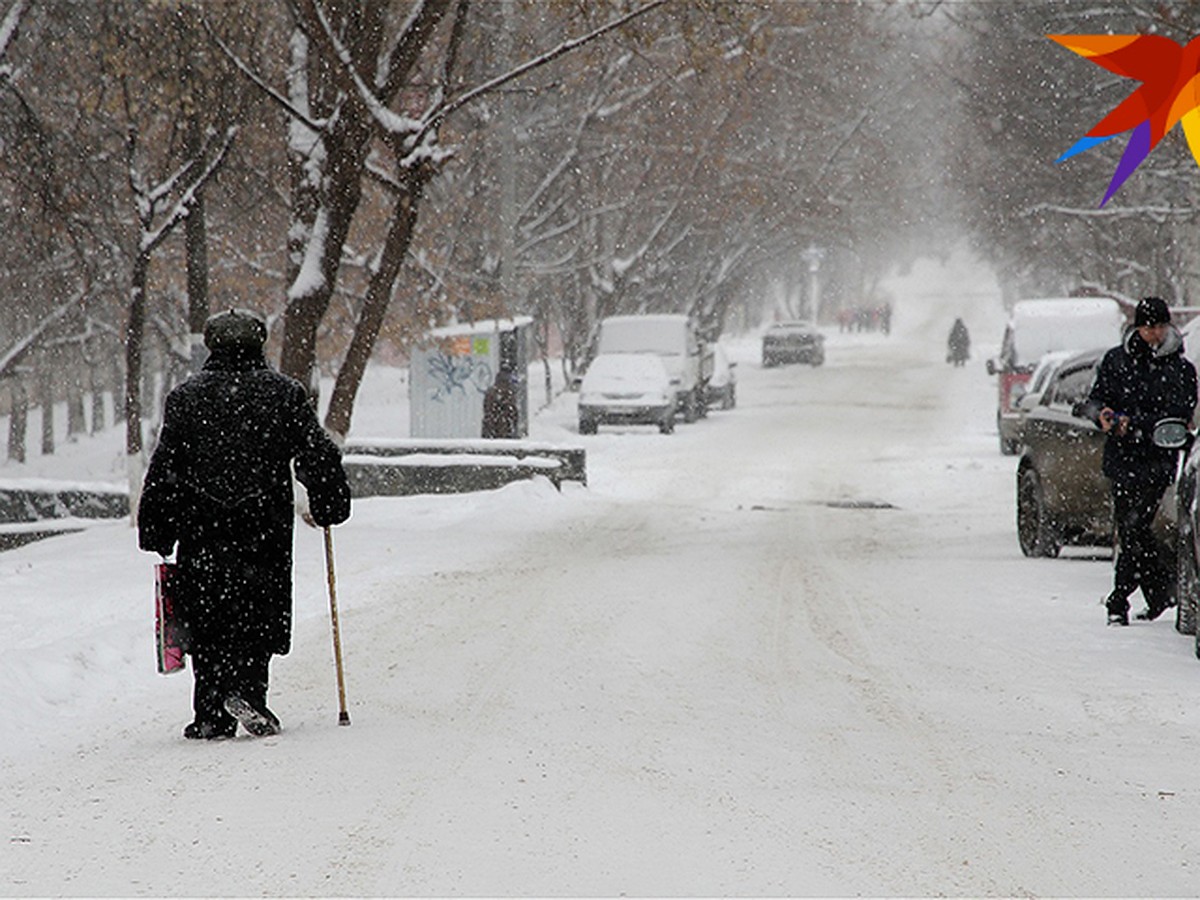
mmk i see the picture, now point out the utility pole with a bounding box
[802,244,825,325]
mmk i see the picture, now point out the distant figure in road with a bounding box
[1084,297,1197,626]
[482,368,521,439]
[947,318,970,366]
[138,309,351,740]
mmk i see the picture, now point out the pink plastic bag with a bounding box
[155,563,186,675]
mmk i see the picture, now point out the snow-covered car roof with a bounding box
[1006,297,1124,367]
[601,313,689,325]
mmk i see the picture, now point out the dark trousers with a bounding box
[1110,475,1173,612]
[191,646,271,728]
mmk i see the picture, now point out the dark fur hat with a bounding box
[203,308,267,351]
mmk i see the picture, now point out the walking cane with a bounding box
[323,526,351,726]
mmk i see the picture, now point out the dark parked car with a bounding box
[1160,424,1199,649]
[762,321,825,367]
[1163,317,1200,651]
[1017,349,1112,557]
[1015,348,1176,561]
[1170,434,1200,652]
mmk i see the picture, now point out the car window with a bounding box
[1049,362,1097,406]
[1029,362,1055,394]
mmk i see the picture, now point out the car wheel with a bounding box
[1017,467,1061,558]
[578,416,597,435]
[723,384,736,410]
[811,352,824,367]
[1177,526,1199,636]
[659,411,675,434]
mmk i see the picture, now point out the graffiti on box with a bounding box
[426,335,492,402]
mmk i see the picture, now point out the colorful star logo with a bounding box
[1049,34,1200,206]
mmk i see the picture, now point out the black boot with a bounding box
[1106,591,1130,626]
[183,720,237,740]
[224,694,281,737]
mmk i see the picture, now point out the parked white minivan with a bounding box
[597,314,712,422]
[578,353,677,434]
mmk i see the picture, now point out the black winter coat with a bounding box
[1086,325,1198,483]
[947,319,970,361]
[138,348,351,656]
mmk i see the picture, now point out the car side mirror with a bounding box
[985,359,996,376]
[728,361,738,369]
[1152,418,1191,449]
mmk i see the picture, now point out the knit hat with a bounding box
[1134,296,1171,327]
[203,308,267,351]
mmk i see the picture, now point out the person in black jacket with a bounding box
[947,318,970,366]
[481,368,521,439]
[1085,297,1197,626]
[138,309,351,739]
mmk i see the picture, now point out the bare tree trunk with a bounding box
[185,122,210,375]
[39,365,54,456]
[125,251,149,459]
[143,343,158,429]
[538,311,553,408]
[278,0,455,399]
[111,355,125,424]
[280,287,331,399]
[7,381,27,463]
[90,364,107,434]
[280,166,365,399]
[67,373,86,439]
[181,6,210,375]
[324,172,430,439]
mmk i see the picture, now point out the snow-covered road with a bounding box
[4,260,1200,895]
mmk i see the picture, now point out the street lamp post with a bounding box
[802,244,825,324]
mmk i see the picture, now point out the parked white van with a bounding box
[986,296,1125,455]
[578,353,677,434]
[597,314,712,422]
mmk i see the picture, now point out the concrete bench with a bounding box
[342,438,587,497]
[0,480,129,523]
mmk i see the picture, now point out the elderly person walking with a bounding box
[138,309,351,739]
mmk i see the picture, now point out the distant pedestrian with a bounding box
[1084,297,1197,625]
[138,309,351,739]
[481,368,521,439]
[947,318,970,366]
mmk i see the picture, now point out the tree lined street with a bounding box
[4,263,1200,894]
